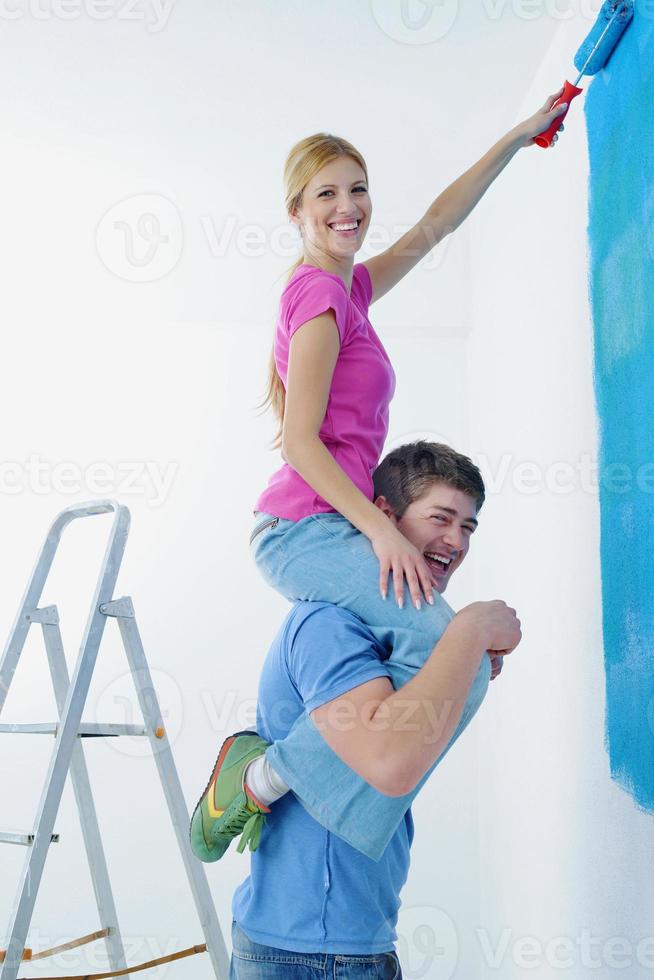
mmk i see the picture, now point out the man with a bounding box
[190,442,522,974]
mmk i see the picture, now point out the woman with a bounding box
[190,91,566,862]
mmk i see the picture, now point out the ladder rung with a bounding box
[0,830,59,845]
[0,723,148,737]
[0,946,32,963]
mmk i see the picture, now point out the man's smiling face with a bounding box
[377,480,479,593]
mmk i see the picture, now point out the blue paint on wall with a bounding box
[584,4,654,810]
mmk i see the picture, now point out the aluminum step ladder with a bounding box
[0,500,228,979]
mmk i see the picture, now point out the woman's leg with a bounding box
[252,511,456,675]
[265,655,490,862]
[250,512,491,861]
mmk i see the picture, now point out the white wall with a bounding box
[4,3,648,979]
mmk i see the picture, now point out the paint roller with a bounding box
[534,0,634,148]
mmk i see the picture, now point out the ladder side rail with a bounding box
[41,619,131,980]
[0,534,62,714]
[0,501,126,714]
[0,506,130,979]
[111,604,228,979]
[0,719,78,980]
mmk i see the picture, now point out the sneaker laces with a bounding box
[235,808,266,854]
[218,798,267,854]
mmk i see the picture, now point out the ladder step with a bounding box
[0,723,148,737]
[0,830,60,845]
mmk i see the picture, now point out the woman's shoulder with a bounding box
[279,264,351,319]
[275,264,352,344]
[283,263,349,295]
[283,262,370,302]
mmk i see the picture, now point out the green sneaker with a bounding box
[189,730,271,862]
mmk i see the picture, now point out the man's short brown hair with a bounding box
[372,441,485,517]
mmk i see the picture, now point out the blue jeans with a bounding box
[251,511,491,862]
[230,920,402,979]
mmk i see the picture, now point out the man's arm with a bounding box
[310,601,521,797]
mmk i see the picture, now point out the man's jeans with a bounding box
[230,919,402,979]
[251,511,491,862]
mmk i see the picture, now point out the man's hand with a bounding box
[456,600,522,669]
[459,599,521,682]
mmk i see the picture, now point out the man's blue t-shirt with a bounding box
[232,601,414,954]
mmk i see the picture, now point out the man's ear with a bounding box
[373,495,398,525]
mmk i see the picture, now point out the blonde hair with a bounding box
[258,132,369,449]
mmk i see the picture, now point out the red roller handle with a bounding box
[534,80,583,148]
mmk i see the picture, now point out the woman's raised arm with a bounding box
[363,89,568,304]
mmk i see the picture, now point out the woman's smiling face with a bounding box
[291,155,371,261]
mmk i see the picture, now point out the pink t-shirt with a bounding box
[254,262,396,521]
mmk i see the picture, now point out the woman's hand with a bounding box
[370,522,435,609]
[513,87,567,148]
